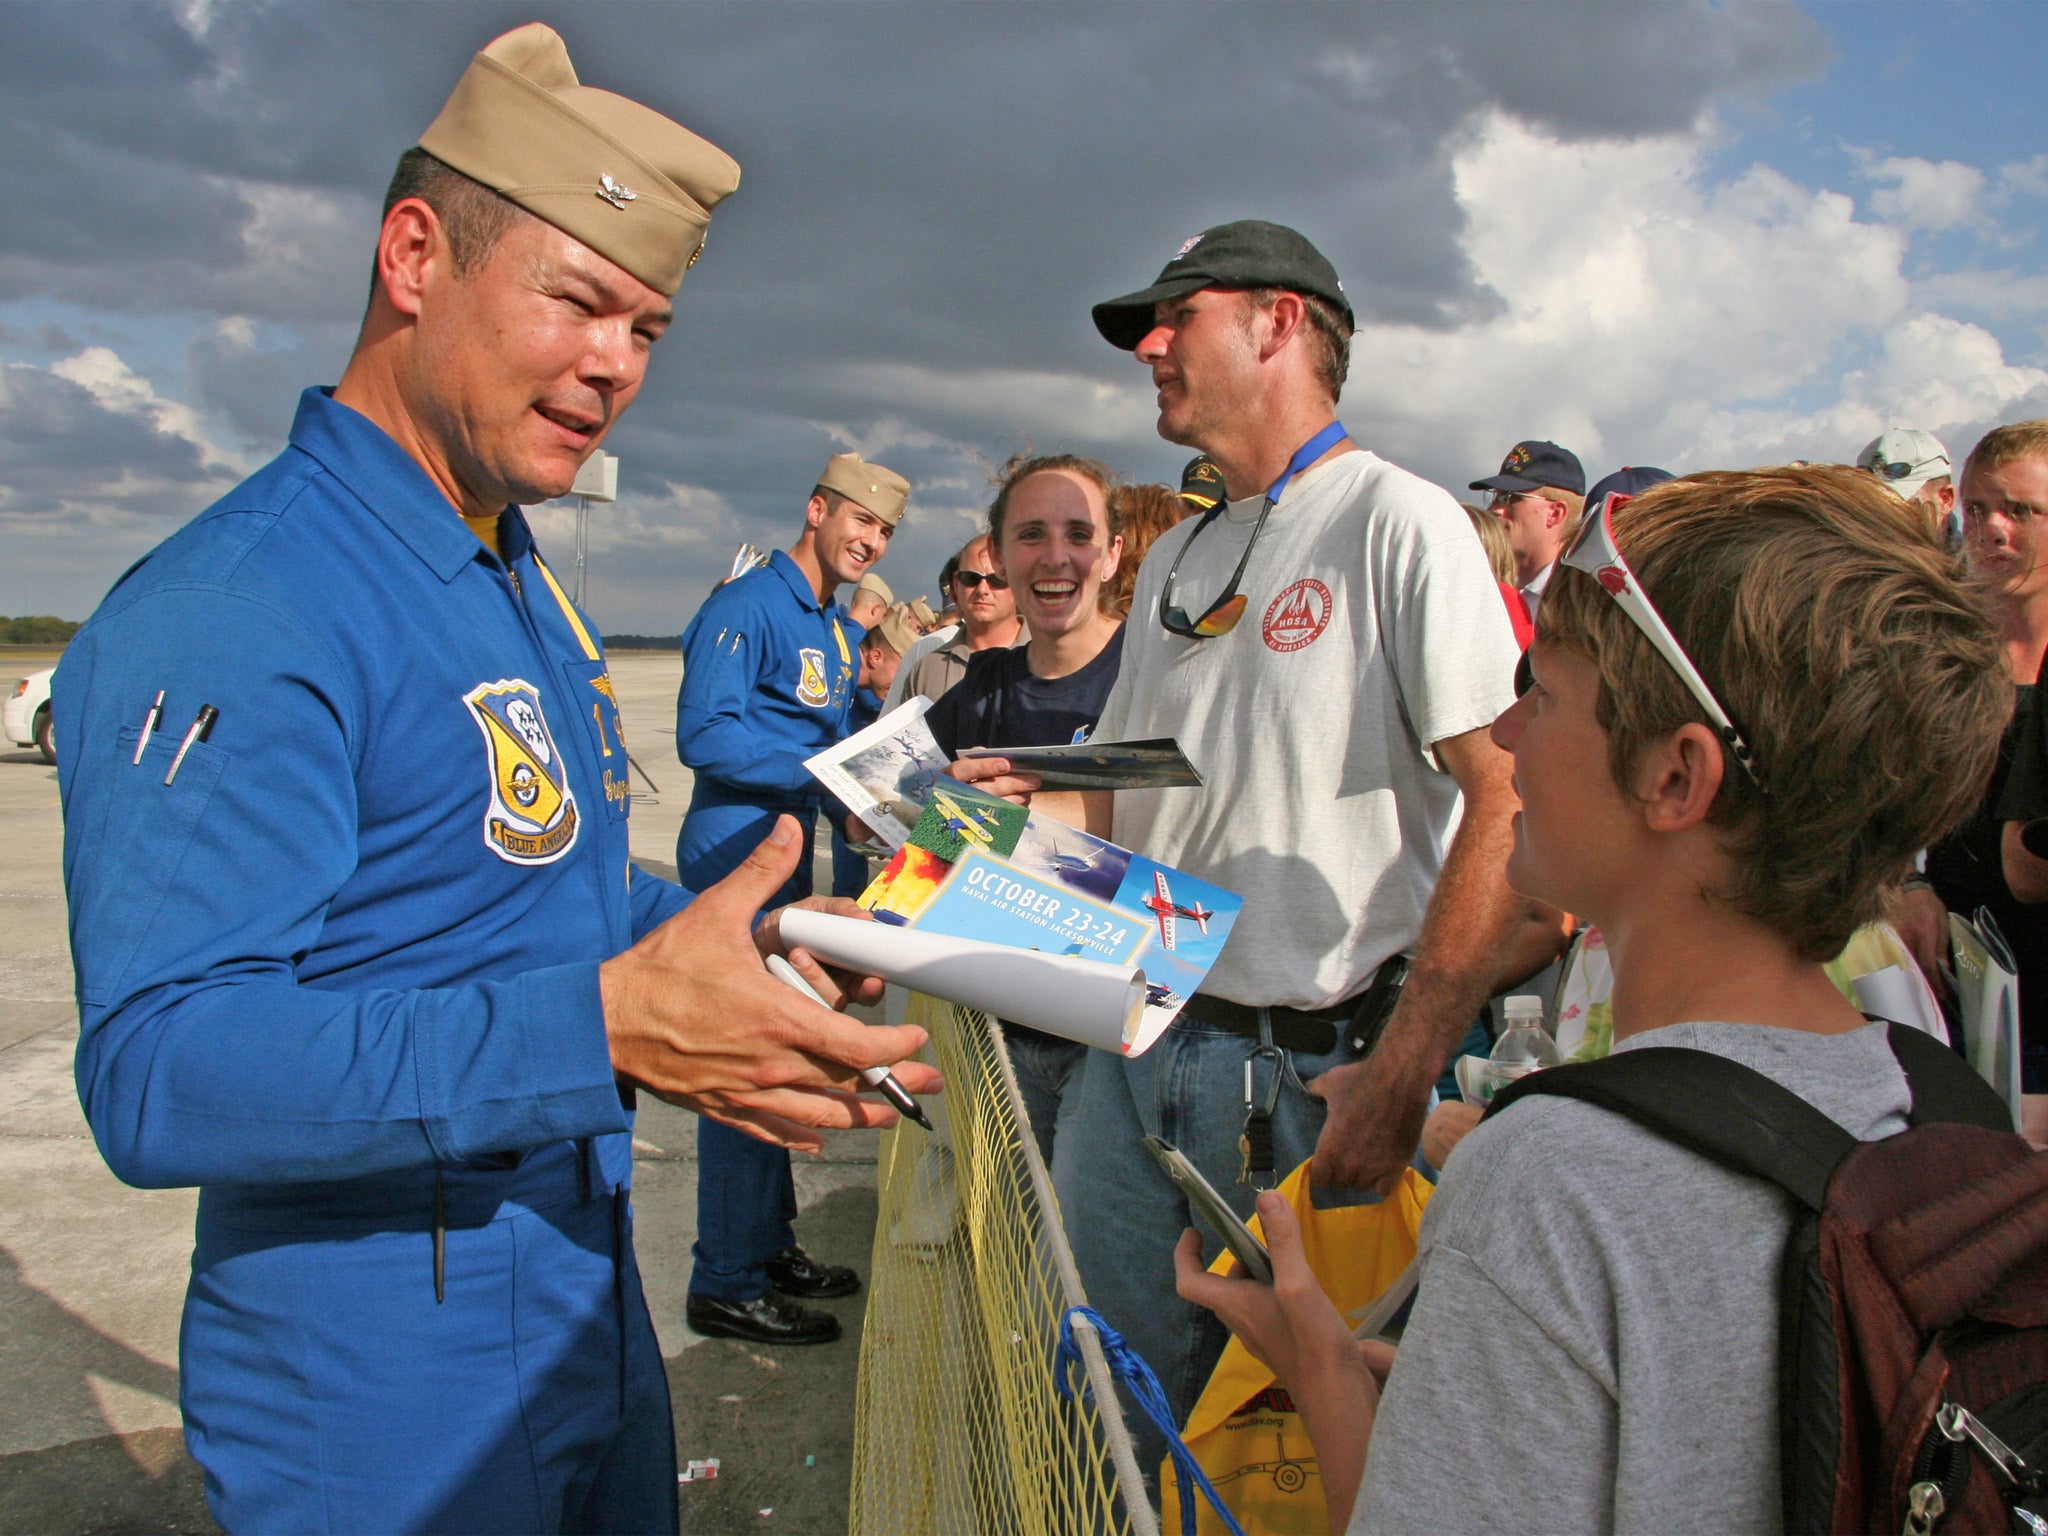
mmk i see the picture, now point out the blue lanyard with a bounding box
[1264,421,1349,507]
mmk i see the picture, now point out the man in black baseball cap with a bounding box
[951,216,1530,1483]
[1091,219,1355,350]
[1470,439,1586,616]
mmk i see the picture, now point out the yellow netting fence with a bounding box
[849,993,1155,1536]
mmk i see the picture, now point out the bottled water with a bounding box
[1489,994,1561,1080]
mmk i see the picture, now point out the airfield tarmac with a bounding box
[0,650,883,1535]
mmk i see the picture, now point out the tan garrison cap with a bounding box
[869,604,922,657]
[419,23,740,297]
[908,597,939,630]
[852,571,894,604]
[817,452,910,527]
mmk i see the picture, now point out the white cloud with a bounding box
[1913,268,2048,322]
[831,363,1158,452]
[1999,155,2048,202]
[525,480,751,560]
[48,347,243,474]
[1346,112,2047,485]
[1858,153,1986,232]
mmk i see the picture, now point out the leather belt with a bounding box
[1182,957,1409,1057]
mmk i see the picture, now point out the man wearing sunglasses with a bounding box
[893,533,1026,707]
[964,219,1531,1471]
[1857,426,1957,543]
[1469,439,1586,620]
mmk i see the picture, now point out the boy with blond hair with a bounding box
[1180,467,2010,1533]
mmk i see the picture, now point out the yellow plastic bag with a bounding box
[1159,1161,1432,1535]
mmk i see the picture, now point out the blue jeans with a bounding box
[1004,1028,1087,1168]
[1051,1015,1384,1487]
[677,795,813,1302]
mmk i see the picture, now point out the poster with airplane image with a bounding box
[857,779,1241,1052]
[803,697,950,847]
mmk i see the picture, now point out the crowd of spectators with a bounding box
[804,217,2043,1530]
[64,19,2040,1527]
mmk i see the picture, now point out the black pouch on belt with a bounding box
[1344,955,1411,1057]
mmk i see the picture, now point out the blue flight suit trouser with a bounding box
[675,791,814,1300]
[830,820,869,899]
[181,1146,675,1535]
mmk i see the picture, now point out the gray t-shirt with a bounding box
[1093,449,1519,1008]
[1353,1021,1911,1536]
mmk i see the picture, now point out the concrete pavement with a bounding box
[0,651,888,1535]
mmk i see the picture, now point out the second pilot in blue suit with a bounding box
[675,451,909,1343]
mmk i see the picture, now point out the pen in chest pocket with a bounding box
[131,690,165,765]
[164,705,218,787]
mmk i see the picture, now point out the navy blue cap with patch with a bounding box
[1585,466,1675,506]
[1470,440,1586,498]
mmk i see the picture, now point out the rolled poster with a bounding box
[778,908,1152,1054]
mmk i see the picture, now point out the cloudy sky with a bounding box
[4,0,2046,634]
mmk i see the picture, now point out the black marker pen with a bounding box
[164,704,218,786]
[765,954,932,1131]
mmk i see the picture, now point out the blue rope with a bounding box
[1055,1304,1248,1536]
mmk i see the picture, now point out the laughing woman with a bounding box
[929,452,1127,1160]
[927,454,1127,760]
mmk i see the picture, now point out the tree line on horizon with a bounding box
[1,616,81,645]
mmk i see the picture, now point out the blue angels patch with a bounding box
[796,647,830,708]
[463,679,580,864]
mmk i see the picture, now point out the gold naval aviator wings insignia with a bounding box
[463,679,580,864]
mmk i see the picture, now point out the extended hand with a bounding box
[753,893,886,1010]
[945,754,1041,805]
[1307,1044,1434,1194]
[1174,1194,1365,1390]
[1420,1100,1483,1171]
[599,816,941,1151]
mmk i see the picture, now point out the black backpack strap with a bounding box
[1482,1048,1856,1211]
[1884,1021,2013,1131]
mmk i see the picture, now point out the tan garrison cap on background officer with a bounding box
[421,22,740,295]
[818,452,911,526]
[874,604,923,657]
[853,571,895,606]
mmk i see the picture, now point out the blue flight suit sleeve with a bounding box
[628,862,693,939]
[674,603,817,798]
[59,586,629,1191]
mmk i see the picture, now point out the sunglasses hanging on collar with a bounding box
[1157,422,1348,640]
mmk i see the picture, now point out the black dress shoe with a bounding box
[765,1245,863,1300]
[686,1291,841,1345]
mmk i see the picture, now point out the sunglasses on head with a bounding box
[1554,492,1764,789]
[1158,422,1348,639]
[955,570,1009,591]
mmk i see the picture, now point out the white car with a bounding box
[4,668,54,764]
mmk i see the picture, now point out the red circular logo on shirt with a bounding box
[1262,578,1333,652]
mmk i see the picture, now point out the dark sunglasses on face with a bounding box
[955,570,1009,591]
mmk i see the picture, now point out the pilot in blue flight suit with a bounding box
[51,26,934,1536]
[675,451,907,1344]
